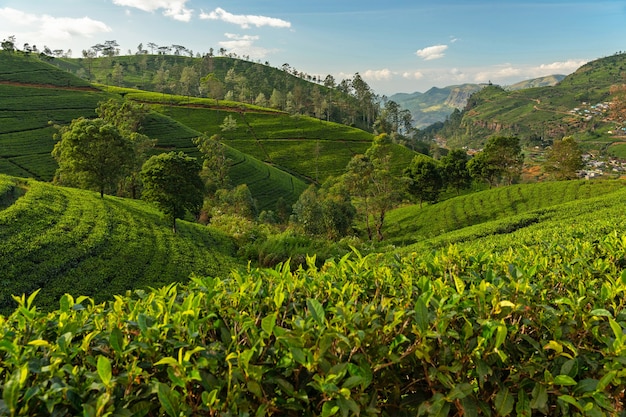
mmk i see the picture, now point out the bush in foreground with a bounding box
[1,237,625,416]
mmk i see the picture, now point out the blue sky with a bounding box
[1,0,625,95]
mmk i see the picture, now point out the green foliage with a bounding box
[141,152,205,232]
[469,136,523,187]
[437,53,626,149]
[0,177,239,313]
[544,136,584,180]
[439,148,471,194]
[405,155,443,207]
[385,179,626,246]
[52,118,135,197]
[2,230,626,415]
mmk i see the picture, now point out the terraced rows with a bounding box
[0,177,241,312]
[385,179,626,245]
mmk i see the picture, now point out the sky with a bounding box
[1,0,625,95]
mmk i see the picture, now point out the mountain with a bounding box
[391,76,564,129]
[434,53,626,149]
[506,74,565,90]
[390,84,486,128]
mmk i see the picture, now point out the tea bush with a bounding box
[2,235,625,416]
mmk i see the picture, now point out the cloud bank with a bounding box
[112,0,193,22]
[0,7,111,43]
[200,8,291,29]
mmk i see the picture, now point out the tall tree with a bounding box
[405,156,443,208]
[471,136,524,186]
[96,99,155,198]
[543,136,583,180]
[141,152,204,233]
[52,118,134,198]
[467,151,500,188]
[193,134,231,193]
[440,149,471,194]
[343,134,403,241]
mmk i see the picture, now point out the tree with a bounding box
[52,118,134,198]
[543,136,583,180]
[140,152,204,233]
[468,152,496,187]
[343,134,403,241]
[483,136,524,185]
[405,156,443,208]
[178,66,199,98]
[193,134,231,193]
[440,149,471,194]
[1,36,16,52]
[292,185,325,236]
[96,99,155,198]
[292,181,355,239]
[469,136,523,187]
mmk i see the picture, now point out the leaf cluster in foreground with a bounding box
[1,236,625,416]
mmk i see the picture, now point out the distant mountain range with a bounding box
[391,75,565,129]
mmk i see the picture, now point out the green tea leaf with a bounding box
[590,309,612,317]
[2,378,19,415]
[554,374,577,386]
[516,390,531,417]
[307,298,325,326]
[261,313,277,335]
[414,298,429,332]
[97,356,112,388]
[494,387,514,416]
[447,383,473,401]
[494,324,507,349]
[597,370,616,391]
[109,327,123,354]
[157,382,179,417]
[558,394,583,411]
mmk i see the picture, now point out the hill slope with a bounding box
[440,53,626,149]
[1,53,379,209]
[385,179,626,246]
[0,175,242,313]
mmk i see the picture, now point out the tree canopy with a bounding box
[52,118,134,197]
[544,136,583,180]
[140,151,204,233]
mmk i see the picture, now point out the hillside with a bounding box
[55,54,374,130]
[0,175,242,313]
[385,179,626,246]
[3,175,626,415]
[1,53,399,210]
[391,76,564,130]
[439,53,626,149]
[506,74,565,90]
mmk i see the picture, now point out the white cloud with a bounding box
[0,7,111,43]
[112,0,193,22]
[403,71,424,80]
[200,8,291,29]
[473,59,588,84]
[218,33,275,59]
[416,44,448,61]
[535,59,587,74]
[474,64,523,83]
[362,69,394,81]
